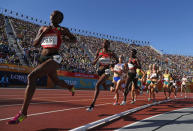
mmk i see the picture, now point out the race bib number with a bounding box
[99,58,111,65]
[105,69,111,75]
[114,65,121,72]
[53,55,62,64]
[164,78,169,81]
[41,35,58,46]
[128,63,134,69]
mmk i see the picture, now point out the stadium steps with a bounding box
[80,41,94,61]
[4,16,27,66]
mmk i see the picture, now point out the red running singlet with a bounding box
[41,28,62,49]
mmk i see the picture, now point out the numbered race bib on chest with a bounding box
[150,73,157,79]
[99,57,111,65]
[164,78,169,81]
[41,34,58,47]
[128,63,134,70]
[114,64,123,72]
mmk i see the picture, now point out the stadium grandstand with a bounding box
[0,3,193,131]
[0,8,192,78]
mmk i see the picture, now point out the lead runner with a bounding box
[8,10,77,124]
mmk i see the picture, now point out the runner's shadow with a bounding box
[98,114,113,117]
[90,114,137,130]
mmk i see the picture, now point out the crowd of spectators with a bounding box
[0,14,8,43]
[0,42,20,65]
[9,16,40,65]
[0,14,21,65]
[0,14,192,77]
[163,54,193,76]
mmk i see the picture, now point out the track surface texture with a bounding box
[0,88,193,131]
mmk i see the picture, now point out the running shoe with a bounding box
[86,105,94,112]
[130,101,135,104]
[69,85,75,96]
[113,102,119,105]
[185,95,187,98]
[148,98,151,102]
[120,101,126,105]
[7,111,26,124]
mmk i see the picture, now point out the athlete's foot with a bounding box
[148,98,151,102]
[86,104,94,112]
[130,101,135,104]
[7,111,27,124]
[134,99,136,102]
[113,95,116,99]
[174,96,177,99]
[69,85,75,96]
[185,95,187,98]
[167,97,170,100]
[120,101,126,105]
[113,102,119,105]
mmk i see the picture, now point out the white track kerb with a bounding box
[70,98,185,131]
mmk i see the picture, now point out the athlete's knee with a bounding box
[27,72,36,82]
[96,81,100,87]
[95,82,101,89]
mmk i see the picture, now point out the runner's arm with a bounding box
[61,27,77,43]
[92,50,101,65]
[33,26,46,47]
[136,58,141,69]
[112,52,119,64]
[141,69,145,80]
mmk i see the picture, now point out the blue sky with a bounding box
[1,0,193,56]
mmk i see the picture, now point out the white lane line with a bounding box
[0,88,97,92]
[0,93,115,97]
[0,95,166,108]
[0,102,113,122]
[70,97,193,131]
[0,98,173,122]
[0,97,169,121]
[0,94,115,101]
[115,106,193,131]
[0,97,116,108]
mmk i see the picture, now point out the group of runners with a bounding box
[109,60,188,106]
[7,10,189,124]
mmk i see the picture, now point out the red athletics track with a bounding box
[0,88,192,131]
